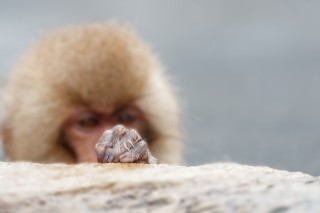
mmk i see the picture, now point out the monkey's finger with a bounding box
[101,140,131,163]
[96,142,120,163]
[96,129,113,146]
[112,128,143,161]
[101,148,120,163]
[96,130,112,162]
[119,140,148,163]
[96,125,128,147]
[108,125,129,148]
[96,143,108,163]
[118,129,142,152]
[132,152,149,164]
[133,150,157,164]
[127,129,142,145]
[130,149,157,164]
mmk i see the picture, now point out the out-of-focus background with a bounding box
[1,1,320,175]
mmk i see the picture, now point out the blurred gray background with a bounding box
[1,1,320,175]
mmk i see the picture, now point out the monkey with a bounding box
[1,22,181,164]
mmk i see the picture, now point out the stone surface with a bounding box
[0,162,319,213]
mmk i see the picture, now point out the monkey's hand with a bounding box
[95,125,157,164]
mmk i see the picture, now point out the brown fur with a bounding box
[2,22,181,164]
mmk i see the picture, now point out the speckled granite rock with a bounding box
[0,162,319,213]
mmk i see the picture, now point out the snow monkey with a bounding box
[1,23,181,164]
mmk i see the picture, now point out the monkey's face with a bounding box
[61,105,148,163]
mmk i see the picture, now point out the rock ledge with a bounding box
[0,162,319,212]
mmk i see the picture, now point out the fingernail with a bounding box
[108,155,115,163]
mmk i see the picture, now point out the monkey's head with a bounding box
[2,23,181,164]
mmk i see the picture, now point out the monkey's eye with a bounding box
[117,111,137,125]
[77,115,100,128]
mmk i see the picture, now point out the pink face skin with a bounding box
[62,106,148,163]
